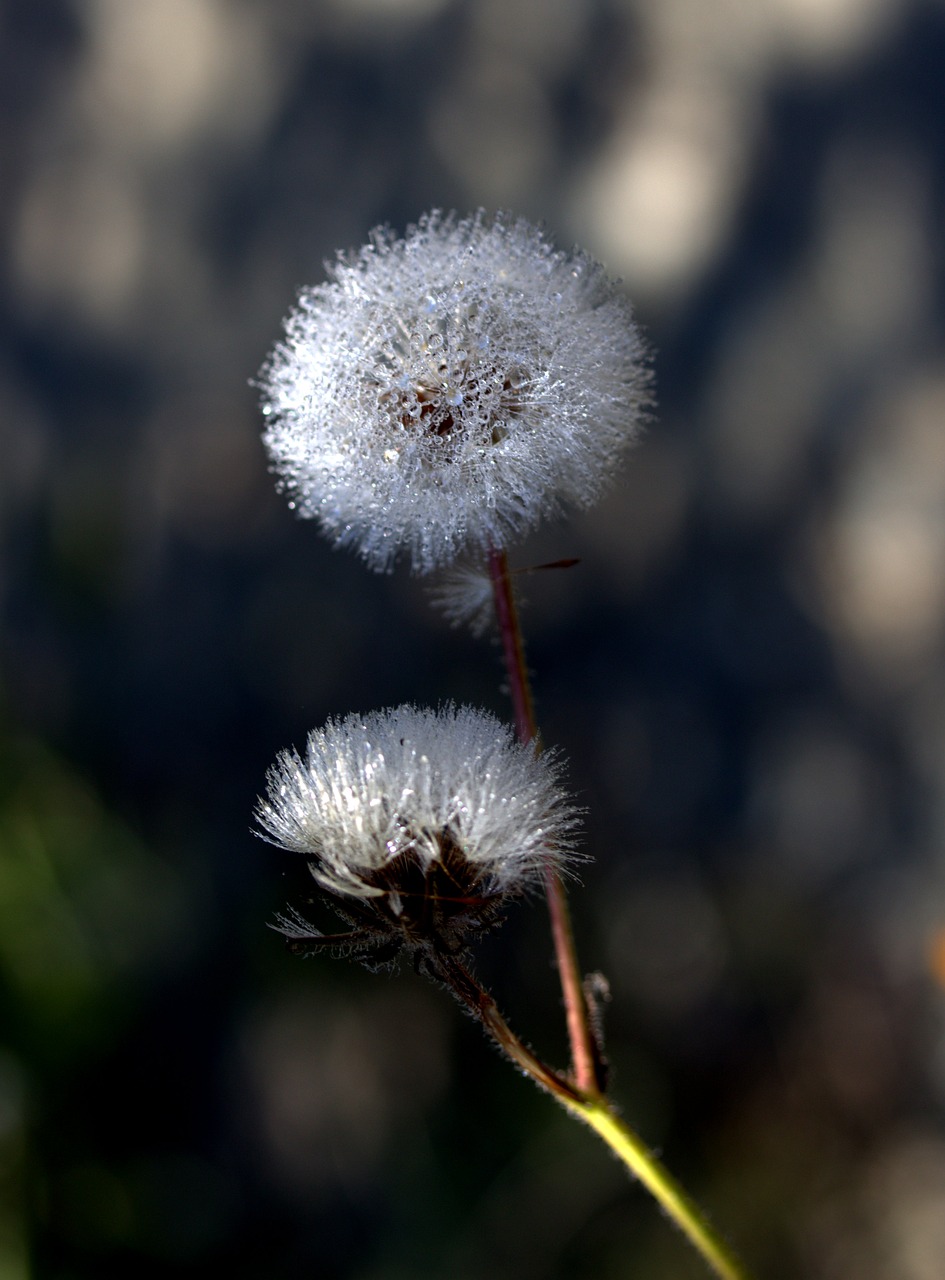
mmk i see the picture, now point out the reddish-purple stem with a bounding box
[487,546,599,1097]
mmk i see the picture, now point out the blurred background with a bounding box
[3,0,945,1276]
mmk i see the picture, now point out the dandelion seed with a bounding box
[255,704,582,969]
[258,210,651,573]
[427,562,497,637]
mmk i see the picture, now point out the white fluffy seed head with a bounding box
[258,210,651,574]
[255,704,582,902]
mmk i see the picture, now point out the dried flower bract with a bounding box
[259,210,651,573]
[256,704,581,970]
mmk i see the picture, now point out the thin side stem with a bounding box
[438,954,581,1103]
[440,955,749,1280]
[487,545,599,1095]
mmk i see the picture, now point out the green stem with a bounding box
[561,1097,749,1280]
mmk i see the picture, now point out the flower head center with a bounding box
[360,827,506,948]
[414,380,456,439]
[382,363,530,453]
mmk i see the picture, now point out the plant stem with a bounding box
[487,545,536,744]
[438,953,581,1103]
[563,1098,749,1280]
[484,546,751,1280]
[487,545,599,1095]
[440,955,749,1280]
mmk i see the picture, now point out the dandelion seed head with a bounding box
[255,704,582,964]
[259,210,651,573]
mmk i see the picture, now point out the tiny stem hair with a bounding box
[486,545,750,1280]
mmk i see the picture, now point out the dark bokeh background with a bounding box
[3,1,945,1276]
